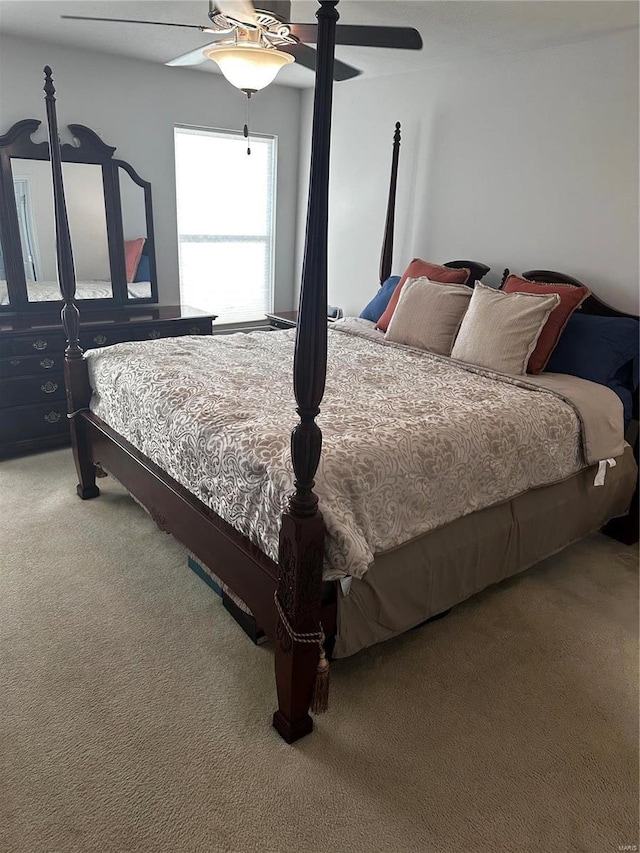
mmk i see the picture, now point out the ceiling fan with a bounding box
[61,0,423,84]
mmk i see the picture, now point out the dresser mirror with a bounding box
[118,165,153,300]
[11,158,113,303]
[0,119,158,312]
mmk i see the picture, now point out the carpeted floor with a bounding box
[1,448,638,853]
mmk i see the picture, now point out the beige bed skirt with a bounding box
[333,445,637,658]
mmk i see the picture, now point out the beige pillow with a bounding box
[385,277,473,355]
[450,283,560,375]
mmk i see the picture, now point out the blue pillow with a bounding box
[359,276,401,323]
[134,253,150,283]
[609,381,634,428]
[545,313,639,386]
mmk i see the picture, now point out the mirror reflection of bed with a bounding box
[0,159,151,305]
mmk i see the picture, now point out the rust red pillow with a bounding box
[503,274,590,373]
[376,259,470,332]
[124,238,146,283]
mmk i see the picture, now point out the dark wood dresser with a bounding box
[0,305,217,459]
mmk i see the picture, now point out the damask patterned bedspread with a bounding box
[87,324,591,580]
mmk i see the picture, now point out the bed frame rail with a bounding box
[84,412,282,634]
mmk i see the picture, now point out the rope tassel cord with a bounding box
[244,91,252,156]
[274,592,330,714]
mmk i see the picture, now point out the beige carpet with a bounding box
[1,448,638,853]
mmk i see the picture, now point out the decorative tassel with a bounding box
[310,647,330,714]
[273,591,330,715]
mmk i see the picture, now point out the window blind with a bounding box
[174,125,277,323]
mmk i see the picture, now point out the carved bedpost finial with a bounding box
[43,66,55,99]
[379,120,401,286]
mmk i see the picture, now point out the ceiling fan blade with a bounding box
[60,15,219,33]
[214,0,258,28]
[280,43,361,81]
[289,24,423,50]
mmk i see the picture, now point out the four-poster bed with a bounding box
[43,0,637,744]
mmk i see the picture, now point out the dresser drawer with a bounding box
[0,353,63,377]
[1,374,66,408]
[178,320,213,336]
[126,319,212,342]
[0,401,69,443]
[80,327,132,350]
[0,331,65,358]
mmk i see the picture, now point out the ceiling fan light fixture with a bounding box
[204,43,294,92]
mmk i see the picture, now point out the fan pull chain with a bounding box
[244,91,252,156]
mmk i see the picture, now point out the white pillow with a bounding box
[450,283,560,375]
[385,277,473,355]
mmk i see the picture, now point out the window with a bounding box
[174,126,277,323]
[13,179,40,281]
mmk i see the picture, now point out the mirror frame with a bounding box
[0,119,158,312]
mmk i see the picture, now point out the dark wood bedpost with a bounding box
[43,66,98,499]
[272,0,338,744]
[379,121,401,285]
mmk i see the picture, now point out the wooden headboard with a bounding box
[500,268,639,321]
[447,260,491,285]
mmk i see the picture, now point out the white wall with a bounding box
[297,29,639,316]
[0,34,302,312]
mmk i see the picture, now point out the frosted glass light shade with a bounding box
[204,44,294,91]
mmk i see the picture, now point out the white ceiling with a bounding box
[0,1,637,88]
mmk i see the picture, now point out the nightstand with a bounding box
[266,311,298,330]
[266,310,338,330]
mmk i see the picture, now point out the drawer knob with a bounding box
[93,334,107,346]
[147,329,161,339]
[188,326,201,334]
[10,359,20,367]
[41,381,59,394]
[32,339,48,351]
[44,411,61,424]
[40,358,55,369]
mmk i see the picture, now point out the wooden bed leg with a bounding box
[273,511,325,743]
[69,412,99,500]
